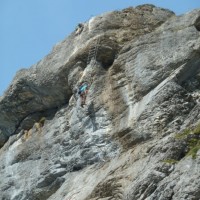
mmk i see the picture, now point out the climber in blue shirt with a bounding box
[78,81,89,107]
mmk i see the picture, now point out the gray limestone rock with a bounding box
[0,4,200,200]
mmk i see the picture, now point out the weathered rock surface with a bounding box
[0,4,200,200]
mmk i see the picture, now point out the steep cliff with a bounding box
[0,4,200,200]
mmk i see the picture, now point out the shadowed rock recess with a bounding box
[1,4,200,200]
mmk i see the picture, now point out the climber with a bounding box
[78,81,89,107]
[75,23,84,35]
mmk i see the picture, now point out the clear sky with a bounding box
[1,0,200,96]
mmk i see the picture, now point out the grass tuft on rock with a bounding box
[175,122,200,159]
[193,123,200,135]
[187,139,200,159]
[39,117,46,127]
[175,128,191,139]
[162,159,178,164]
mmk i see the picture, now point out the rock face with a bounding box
[0,4,200,200]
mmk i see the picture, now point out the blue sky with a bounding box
[1,0,200,95]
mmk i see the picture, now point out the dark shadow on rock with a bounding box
[14,107,58,135]
[87,102,98,132]
[195,16,200,31]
